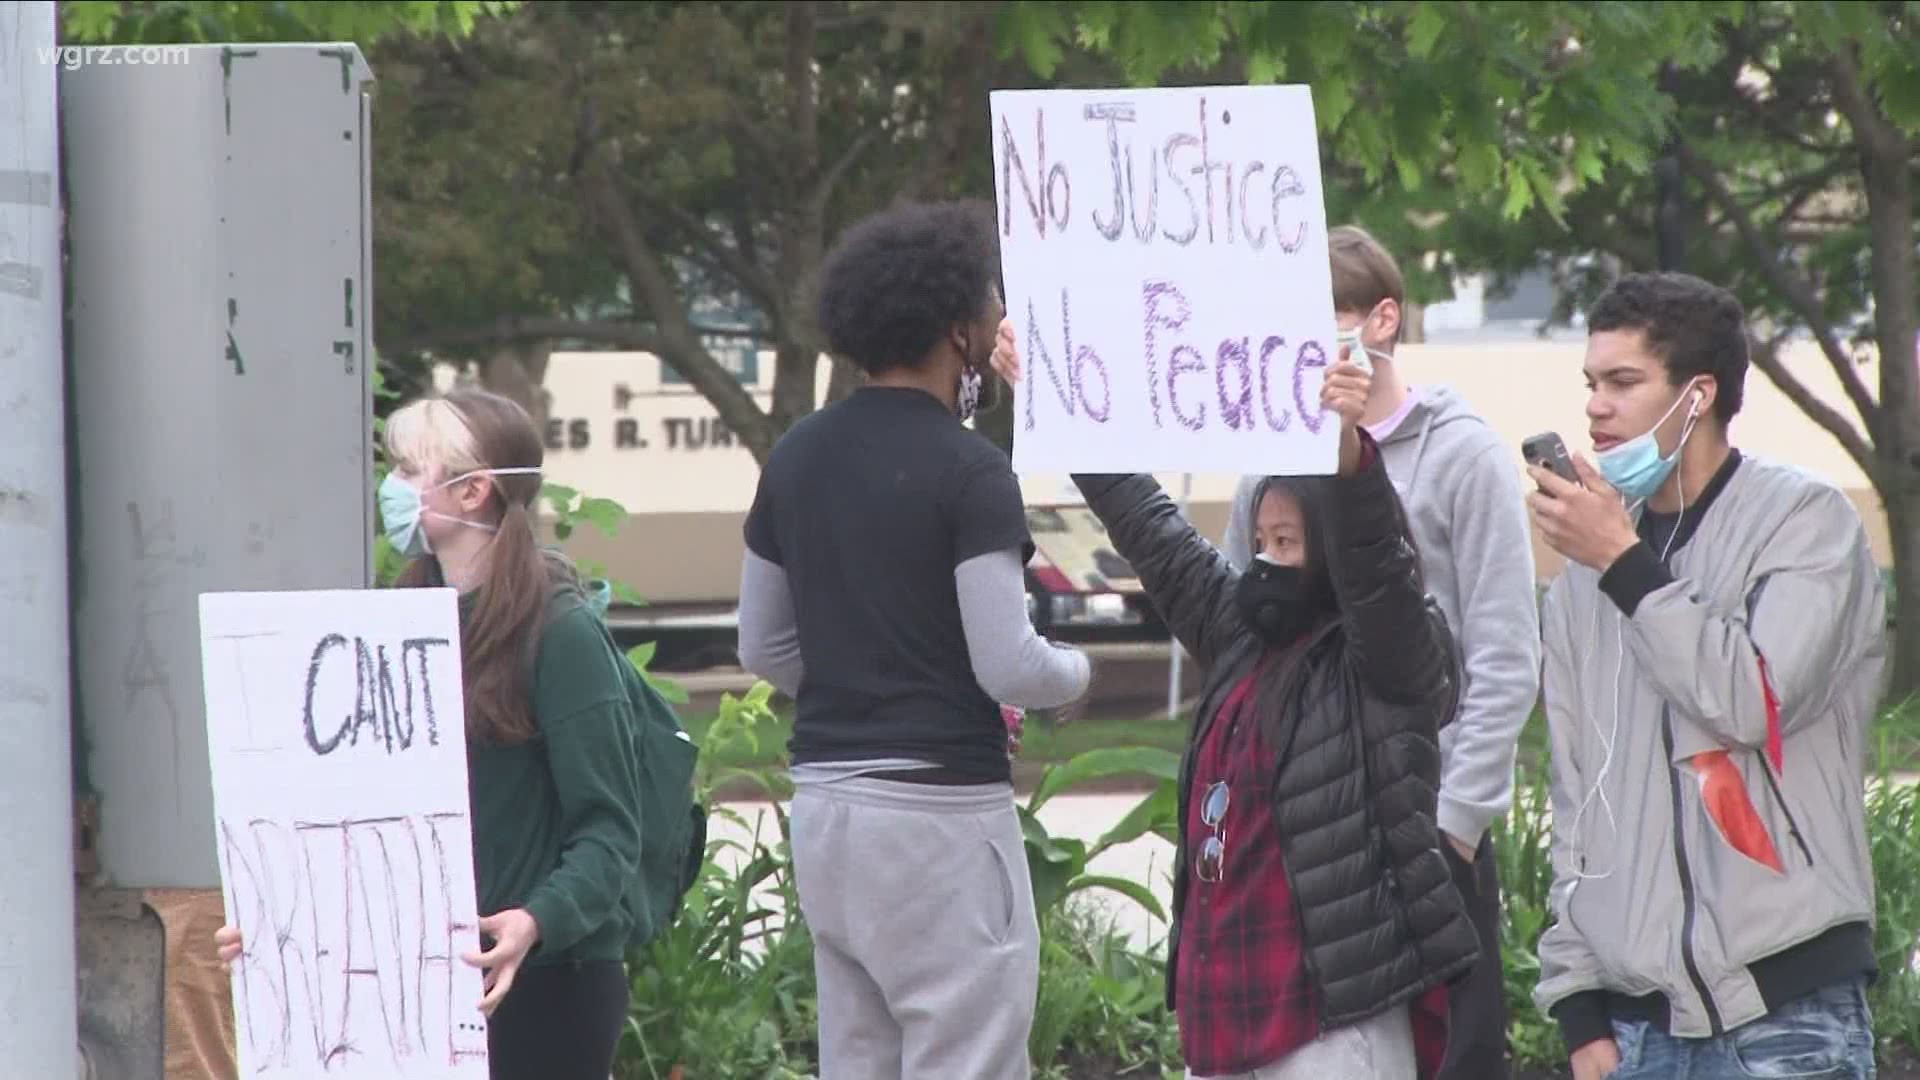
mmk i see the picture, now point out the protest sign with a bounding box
[198,587,488,1079]
[990,85,1341,476]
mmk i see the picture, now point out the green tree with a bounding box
[60,0,518,46]
[64,2,1080,458]
[368,1,1029,463]
[1005,0,1920,699]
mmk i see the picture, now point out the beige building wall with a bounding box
[443,339,1889,607]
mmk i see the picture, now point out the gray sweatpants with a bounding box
[789,775,1041,1080]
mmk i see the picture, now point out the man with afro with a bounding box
[737,200,1093,1079]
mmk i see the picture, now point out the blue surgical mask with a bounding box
[378,467,543,557]
[1596,381,1702,501]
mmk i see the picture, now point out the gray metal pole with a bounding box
[0,1,82,1075]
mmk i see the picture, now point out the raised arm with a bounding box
[1322,427,1460,710]
[1070,473,1241,670]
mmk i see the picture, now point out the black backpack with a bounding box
[529,580,707,950]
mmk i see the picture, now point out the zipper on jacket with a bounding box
[1662,708,1726,1035]
[1759,764,1815,868]
[1740,579,1812,868]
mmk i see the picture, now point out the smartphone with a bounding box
[1522,432,1580,486]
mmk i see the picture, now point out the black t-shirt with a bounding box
[744,386,1034,782]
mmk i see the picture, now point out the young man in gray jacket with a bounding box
[1221,225,1540,1080]
[1527,272,1886,1080]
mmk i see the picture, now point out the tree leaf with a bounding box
[1029,747,1182,811]
[1063,874,1168,921]
[1246,51,1281,85]
[643,669,692,706]
[1090,781,1179,858]
[1314,74,1355,133]
[744,680,775,710]
[1018,808,1089,913]
[578,496,628,537]
[1406,3,1447,59]
[1501,159,1534,220]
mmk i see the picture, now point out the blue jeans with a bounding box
[1607,979,1875,1080]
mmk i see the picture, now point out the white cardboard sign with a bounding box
[198,587,489,1079]
[990,84,1341,476]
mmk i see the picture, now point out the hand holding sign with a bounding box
[1322,358,1371,475]
[992,317,1023,386]
[466,907,541,1016]
[1321,358,1372,429]
[212,880,539,1019]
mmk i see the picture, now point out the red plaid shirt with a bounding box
[1176,663,1452,1076]
[1175,669,1316,1076]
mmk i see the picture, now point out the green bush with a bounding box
[1020,747,1185,1078]
[1865,699,1920,1060]
[618,803,819,1080]
[1029,903,1183,1079]
[617,689,818,1080]
[1491,760,1561,1067]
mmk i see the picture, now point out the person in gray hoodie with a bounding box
[1221,225,1540,1080]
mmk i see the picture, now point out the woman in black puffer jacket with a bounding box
[994,328,1478,1080]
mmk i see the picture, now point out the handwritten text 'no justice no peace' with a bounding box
[991,85,1343,476]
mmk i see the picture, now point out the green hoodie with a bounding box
[465,589,645,967]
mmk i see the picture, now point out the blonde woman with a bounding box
[216,389,648,1079]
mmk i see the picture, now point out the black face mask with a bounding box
[1233,557,1334,645]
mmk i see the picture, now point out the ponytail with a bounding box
[457,496,556,745]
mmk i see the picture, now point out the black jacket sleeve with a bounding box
[1071,474,1240,670]
[1323,432,1462,714]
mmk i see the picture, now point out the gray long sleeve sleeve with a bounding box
[956,548,1092,709]
[738,546,1092,710]
[736,550,805,698]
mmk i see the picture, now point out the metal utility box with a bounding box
[65,44,376,889]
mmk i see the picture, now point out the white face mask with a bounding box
[1333,303,1393,373]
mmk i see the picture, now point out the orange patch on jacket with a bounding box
[1691,750,1785,873]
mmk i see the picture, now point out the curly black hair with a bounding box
[1588,272,1749,425]
[815,200,1001,376]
